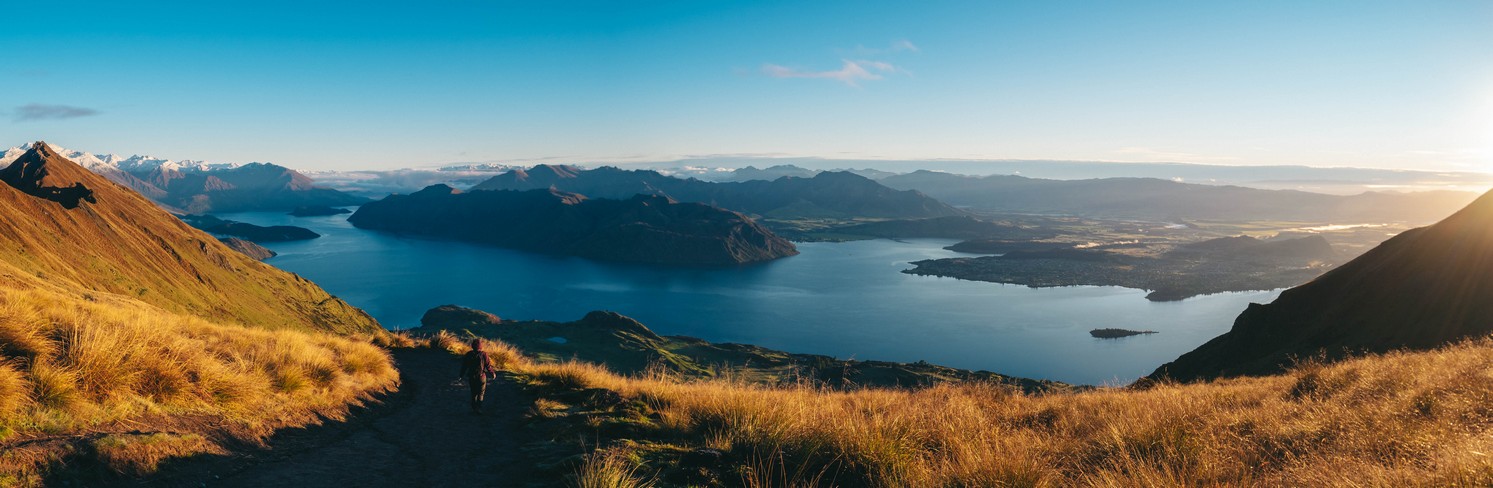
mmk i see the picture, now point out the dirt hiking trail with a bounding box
[141,348,535,487]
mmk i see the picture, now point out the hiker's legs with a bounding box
[468,377,486,412]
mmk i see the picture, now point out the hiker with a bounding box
[459,339,497,413]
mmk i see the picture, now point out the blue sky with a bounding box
[4,1,1492,171]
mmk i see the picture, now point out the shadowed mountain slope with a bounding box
[472,165,960,219]
[0,142,379,334]
[150,163,368,213]
[349,185,798,265]
[1152,189,1493,382]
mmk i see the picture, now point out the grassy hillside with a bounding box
[0,143,379,334]
[0,278,398,485]
[0,143,397,485]
[436,330,1493,487]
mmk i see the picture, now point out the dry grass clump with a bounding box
[573,448,656,488]
[0,287,398,484]
[518,334,1493,487]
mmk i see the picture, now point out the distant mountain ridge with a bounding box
[349,184,799,265]
[1152,188,1493,382]
[1,142,366,213]
[881,170,1477,222]
[472,164,961,219]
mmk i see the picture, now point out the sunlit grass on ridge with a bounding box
[431,329,1493,487]
[0,283,398,485]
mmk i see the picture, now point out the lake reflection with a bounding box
[222,210,1281,385]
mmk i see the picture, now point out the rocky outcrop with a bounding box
[348,185,798,266]
[1152,189,1493,382]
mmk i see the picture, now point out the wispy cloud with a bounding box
[762,59,901,87]
[763,39,917,87]
[842,39,920,56]
[13,104,99,122]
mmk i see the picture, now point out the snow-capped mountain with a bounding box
[1,142,241,173]
[2,141,366,213]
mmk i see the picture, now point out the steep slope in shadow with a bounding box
[1152,189,1493,382]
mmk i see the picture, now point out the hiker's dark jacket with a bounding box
[460,350,496,380]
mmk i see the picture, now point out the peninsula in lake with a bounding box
[180,214,321,242]
[414,305,1069,392]
[907,234,1342,301]
[348,185,798,265]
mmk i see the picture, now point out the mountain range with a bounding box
[881,170,1478,222]
[1,142,366,213]
[636,158,1493,194]
[471,164,960,219]
[348,184,799,265]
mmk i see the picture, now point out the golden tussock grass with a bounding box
[491,332,1493,487]
[0,287,398,485]
[573,448,658,488]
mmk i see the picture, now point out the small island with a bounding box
[181,214,321,242]
[288,205,353,217]
[1090,328,1158,339]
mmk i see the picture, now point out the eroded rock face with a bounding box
[1153,189,1493,382]
[348,186,798,266]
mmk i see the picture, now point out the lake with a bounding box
[221,211,1282,385]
